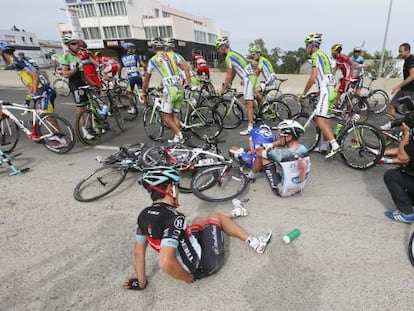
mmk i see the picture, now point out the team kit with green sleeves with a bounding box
[257,56,277,91]
[146,51,185,113]
[225,50,257,100]
[60,51,88,106]
[310,49,337,117]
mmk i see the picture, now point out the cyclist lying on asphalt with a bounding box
[123,166,272,290]
[230,120,311,197]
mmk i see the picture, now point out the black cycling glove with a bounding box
[191,268,204,282]
[126,278,147,290]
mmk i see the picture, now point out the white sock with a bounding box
[381,157,394,164]
[330,140,340,150]
[248,171,255,179]
[247,123,253,130]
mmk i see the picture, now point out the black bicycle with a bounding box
[73,143,146,202]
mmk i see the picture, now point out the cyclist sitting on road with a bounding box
[141,37,192,144]
[216,36,257,136]
[119,42,146,115]
[231,120,310,197]
[191,49,210,79]
[60,35,94,141]
[249,45,277,107]
[123,166,272,289]
[0,41,56,114]
[301,33,339,159]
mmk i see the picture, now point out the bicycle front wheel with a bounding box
[115,92,139,121]
[281,93,301,115]
[73,165,127,202]
[191,165,248,202]
[338,123,385,170]
[213,99,244,129]
[108,97,126,132]
[76,109,104,146]
[368,89,389,114]
[189,106,223,139]
[39,114,75,154]
[52,78,70,97]
[409,231,414,267]
[143,106,164,141]
[0,116,20,153]
[291,113,320,151]
[260,100,291,130]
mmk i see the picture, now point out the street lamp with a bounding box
[379,0,393,77]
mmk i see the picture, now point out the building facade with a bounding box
[60,0,228,65]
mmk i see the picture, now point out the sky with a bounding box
[1,0,411,57]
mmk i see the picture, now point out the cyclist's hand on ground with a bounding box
[190,268,204,282]
[123,277,147,290]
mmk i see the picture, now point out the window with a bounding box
[21,36,26,43]
[71,4,96,18]
[154,8,159,17]
[162,11,170,17]
[208,33,216,45]
[159,26,172,38]
[98,1,126,17]
[144,26,159,39]
[82,27,102,40]
[103,25,131,39]
[194,30,206,43]
[29,37,33,43]
[194,20,202,26]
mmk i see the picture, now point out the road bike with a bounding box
[0,145,29,176]
[75,85,125,146]
[52,71,70,97]
[142,136,249,202]
[73,143,147,202]
[143,87,223,141]
[0,100,75,154]
[360,73,389,114]
[213,87,291,129]
[292,97,385,170]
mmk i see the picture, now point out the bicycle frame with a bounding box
[1,103,54,140]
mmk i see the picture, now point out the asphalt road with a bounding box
[1,88,414,311]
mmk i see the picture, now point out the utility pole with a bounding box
[379,0,393,77]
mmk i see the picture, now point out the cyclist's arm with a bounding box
[61,64,78,79]
[141,72,152,105]
[132,239,148,288]
[222,68,235,91]
[303,67,317,94]
[396,122,411,163]
[178,60,192,88]
[395,67,414,91]
[27,69,40,94]
[159,244,194,282]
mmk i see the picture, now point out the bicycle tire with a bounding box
[38,114,75,154]
[0,116,20,153]
[189,106,223,140]
[281,93,301,115]
[409,231,414,267]
[73,165,127,202]
[338,123,385,170]
[52,78,70,97]
[76,108,104,146]
[367,89,389,114]
[143,106,164,141]
[366,113,399,147]
[115,91,139,121]
[291,112,320,151]
[213,99,244,129]
[108,96,126,132]
[260,100,291,130]
[190,165,248,202]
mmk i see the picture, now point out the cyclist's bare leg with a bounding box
[315,116,335,142]
[161,112,181,135]
[255,86,264,107]
[246,99,255,125]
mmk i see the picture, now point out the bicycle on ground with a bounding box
[0,99,75,154]
[73,143,147,202]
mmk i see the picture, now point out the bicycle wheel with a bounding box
[108,97,126,132]
[39,114,75,154]
[409,231,414,267]
[189,106,223,140]
[76,109,104,146]
[367,89,389,114]
[213,99,244,129]
[115,91,139,121]
[366,113,399,147]
[191,165,248,202]
[143,106,164,141]
[52,78,70,97]
[0,116,20,153]
[73,165,127,202]
[338,123,385,170]
[260,100,291,130]
[291,113,320,151]
[281,93,301,115]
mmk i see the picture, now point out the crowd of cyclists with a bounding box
[1,32,414,285]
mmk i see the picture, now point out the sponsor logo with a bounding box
[211,226,220,255]
[174,216,184,230]
[180,239,194,262]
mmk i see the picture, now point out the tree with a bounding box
[248,38,278,71]
[366,50,400,78]
[278,48,308,74]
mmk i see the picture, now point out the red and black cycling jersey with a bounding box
[136,202,201,273]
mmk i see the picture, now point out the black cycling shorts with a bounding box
[191,219,225,276]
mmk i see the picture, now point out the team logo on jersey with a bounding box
[174,216,185,230]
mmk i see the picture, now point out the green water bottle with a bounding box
[282,228,301,244]
[334,123,343,137]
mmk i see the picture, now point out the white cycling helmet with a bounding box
[276,120,305,139]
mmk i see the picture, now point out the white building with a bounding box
[59,0,228,64]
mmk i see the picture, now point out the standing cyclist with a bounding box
[216,37,257,136]
[191,49,210,79]
[119,42,146,115]
[123,166,272,289]
[301,33,339,158]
